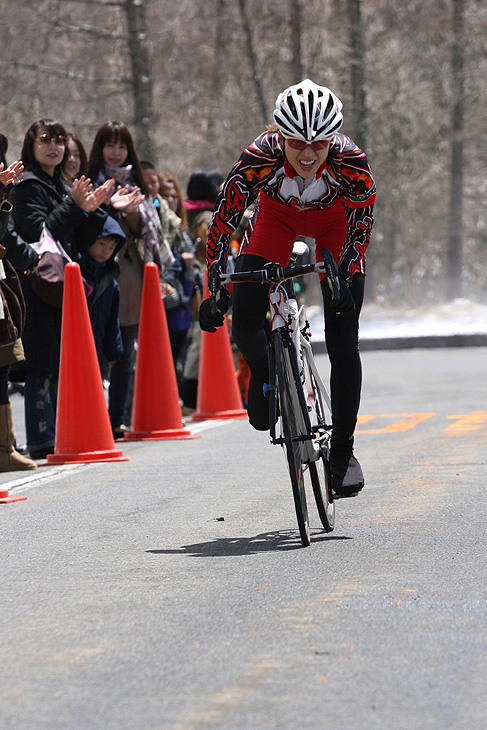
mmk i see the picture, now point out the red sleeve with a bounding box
[329,134,376,208]
[206,132,283,272]
[327,135,376,279]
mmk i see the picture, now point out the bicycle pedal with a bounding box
[331,490,359,500]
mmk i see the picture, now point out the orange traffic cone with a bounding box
[0,487,27,503]
[46,263,131,465]
[125,262,199,440]
[192,274,247,421]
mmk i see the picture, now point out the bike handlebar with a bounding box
[209,247,340,314]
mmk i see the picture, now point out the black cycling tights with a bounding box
[231,253,365,446]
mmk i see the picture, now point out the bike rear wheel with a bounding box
[274,333,310,547]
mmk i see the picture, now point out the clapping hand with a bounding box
[110,184,145,213]
[0,160,24,190]
[70,175,104,211]
[94,178,116,206]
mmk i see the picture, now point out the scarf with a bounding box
[99,163,134,187]
[97,165,174,270]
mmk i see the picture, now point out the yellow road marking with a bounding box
[445,410,487,433]
[356,412,435,434]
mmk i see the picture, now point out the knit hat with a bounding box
[186,168,223,203]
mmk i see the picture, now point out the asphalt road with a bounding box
[1,347,486,730]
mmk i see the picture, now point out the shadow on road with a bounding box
[147,529,351,557]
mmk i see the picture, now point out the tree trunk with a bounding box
[289,0,303,81]
[207,0,226,149]
[124,0,155,161]
[238,0,268,126]
[347,0,369,154]
[447,0,465,300]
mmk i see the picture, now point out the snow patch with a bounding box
[306,299,487,341]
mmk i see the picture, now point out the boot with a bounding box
[0,403,37,471]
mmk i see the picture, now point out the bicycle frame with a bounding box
[208,245,338,544]
[267,281,331,464]
[209,246,337,463]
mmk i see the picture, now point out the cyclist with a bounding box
[199,79,376,499]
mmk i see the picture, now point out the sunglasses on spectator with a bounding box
[36,134,66,147]
[285,138,330,151]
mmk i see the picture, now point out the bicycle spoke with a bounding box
[275,334,310,547]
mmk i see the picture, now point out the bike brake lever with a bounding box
[320,248,340,300]
[208,261,220,315]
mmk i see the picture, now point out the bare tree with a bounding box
[206,0,227,149]
[237,0,268,126]
[124,0,156,161]
[289,0,304,81]
[447,0,465,300]
[347,0,369,153]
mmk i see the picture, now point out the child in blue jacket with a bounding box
[76,216,125,378]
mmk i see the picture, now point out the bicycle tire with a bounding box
[309,454,335,532]
[302,354,335,532]
[274,332,310,547]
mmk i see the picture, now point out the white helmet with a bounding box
[273,78,343,142]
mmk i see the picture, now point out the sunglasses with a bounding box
[36,133,66,147]
[285,138,330,151]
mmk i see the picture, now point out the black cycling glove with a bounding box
[321,275,356,315]
[199,288,231,332]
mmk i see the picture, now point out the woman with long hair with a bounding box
[11,118,109,458]
[63,131,88,185]
[87,121,173,438]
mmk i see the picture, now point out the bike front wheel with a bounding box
[302,352,335,532]
[274,333,310,547]
[309,451,335,532]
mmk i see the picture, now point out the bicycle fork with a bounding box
[266,330,319,464]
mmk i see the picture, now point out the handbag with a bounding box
[30,226,70,308]
[0,254,26,346]
[30,226,91,308]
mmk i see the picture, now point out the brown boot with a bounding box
[0,403,36,471]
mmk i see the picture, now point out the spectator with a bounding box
[179,168,223,414]
[159,171,190,229]
[142,163,199,381]
[11,118,109,459]
[87,121,174,438]
[0,134,8,170]
[75,216,125,380]
[0,152,37,470]
[63,131,88,185]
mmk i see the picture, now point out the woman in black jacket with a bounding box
[11,118,109,459]
[0,148,38,470]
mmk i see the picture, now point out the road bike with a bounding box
[209,243,341,547]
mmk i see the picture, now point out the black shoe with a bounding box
[331,454,364,498]
[246,355,271,431]
[247,375,269,431]
[112,424,129,440]
[29,447,54,460]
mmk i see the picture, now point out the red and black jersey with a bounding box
[207,131,376,279]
